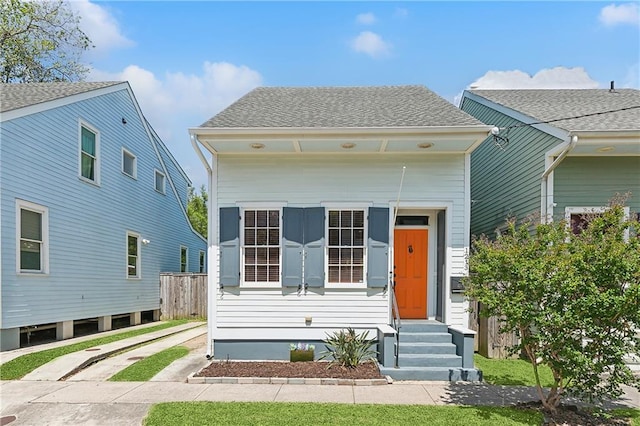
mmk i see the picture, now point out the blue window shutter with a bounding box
[219,207,240,286]
[304,207,325,288]
[282,207,304,287]
[367,207,389,288]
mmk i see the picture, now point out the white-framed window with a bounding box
[79,121,99,184]
[199,250,206,273]
[180,246,188,272]
[565,206,630,236]
[122,148,137,179]
[327,209,365,284]
[242,209,281,284]
[127,231,141,279]
[16,199,49,274]
[154,170,166,194]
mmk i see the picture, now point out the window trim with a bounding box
[325,207,368,289]
[154,169,166,194]
[16,199,49,275]
[126,231,142,280]
[78,120,100,186]
[199,250,206,273]
[180,245,188,273]
[121,147,137,179]
[240,207,283,288]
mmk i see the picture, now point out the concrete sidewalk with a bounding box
[1,380,638,425]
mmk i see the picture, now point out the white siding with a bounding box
[214,154,468,329]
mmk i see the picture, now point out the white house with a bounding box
[190,86,490,380]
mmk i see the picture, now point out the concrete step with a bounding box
[399,321,449,333]
[398,342,457,355]
[399,332,452,344]
[380,366,483,382]
[398,353,462,368]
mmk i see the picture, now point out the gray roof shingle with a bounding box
[1,81,122,113]
[469,89,640,132]
[201,85,483,128]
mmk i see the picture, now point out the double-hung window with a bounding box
[154,170,166,194]
[79,123,99,183]
[327,209,365,283]
[243,209,280,283]
[180,246,188,272]
[17,200,49,274]
[127,232,141,278]
[199,250,206,273]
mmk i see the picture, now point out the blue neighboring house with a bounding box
[0,81,206,351]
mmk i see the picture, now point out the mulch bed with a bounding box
[516,401,633,426]
[195,360,384,380]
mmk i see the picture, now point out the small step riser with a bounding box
[399,356,462,368]
[380,368,453,381]
[400,323,449,333]
[398,344,457,355]
[399,333,452,344]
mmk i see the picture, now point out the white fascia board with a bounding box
[1,83,128,122]
[571,130,640,141]
[462,91,569,141]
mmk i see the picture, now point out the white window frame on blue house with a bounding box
[121,147,137,179]
[199,250,206,273]
[565,206,630,236]
[78,120,100,185]
[126,231,141,279]
[154,169,166,194]
[180,245,188,272]
[16,199,49,275]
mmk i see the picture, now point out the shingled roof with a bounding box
[1,81,122,113]
[469,89,640,132]
[201,85,483,128]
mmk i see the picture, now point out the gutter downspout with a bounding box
[190,134,215,358]
[540,135,578,223]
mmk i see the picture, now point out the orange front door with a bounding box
[394,229,428,319]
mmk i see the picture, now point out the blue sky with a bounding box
[74,1,640,188]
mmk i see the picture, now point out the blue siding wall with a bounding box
[0,88,206,329]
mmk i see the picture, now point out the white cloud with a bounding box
[356,12,376,25]
[88,62,263,188]
[350,31,392,58]
[70,0,134,56]
[454,67,600,106]
[599,3,640,27]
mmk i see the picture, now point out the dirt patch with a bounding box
[517,401,632,426]
[196,360,384,380]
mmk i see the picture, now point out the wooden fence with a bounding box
[469,299,519,359]
[160,273,207,320]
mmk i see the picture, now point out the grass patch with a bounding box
[474,354,554,387]
[109,345,189,381]
[143,402,542,425]
[0,320,189,380]
[613,409,640,426]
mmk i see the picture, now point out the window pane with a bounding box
[329,210,339,227]
[244,265,256,282]
[328,229,339,245]
[328,248,339,264]
[245,210,255,227]
[268,247,279,265]
[128,235,138,255]
[353,210,364,227]
[256,229,268,245]
[21,209,42,240]
[20,241,41,270]
[245,247,256,264]
[340,248,352,264]
[268,228,279,245]
[340,210,352,227]
[256,210,267,227]
[353,248,364,265]
[155,172,165,192]
[340,229,351,245]
[268,266,279,282]
[268,210,279,227]
[256,247,268,264]
[128,255,137,276]
[81,154,95,180]
[123,152,135,176]
[340,266,351,283]
[353,229,364,246]
[180,248,187,264]
[81,127,95,155]
[353,266,363,283]
[328,266,339,282]
[244,229,255,245]
[256,265,268,281]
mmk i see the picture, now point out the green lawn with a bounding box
[474,354,555,387]
[109,345,189,381]
[0,320,189,380]
[143,402,542,426]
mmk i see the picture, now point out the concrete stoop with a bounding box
[380,321,482,382]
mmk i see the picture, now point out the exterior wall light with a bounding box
[417,143,434,149]
[250,143,265,149]
[341,142,356,149]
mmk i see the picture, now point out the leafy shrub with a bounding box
[320,328,377,368]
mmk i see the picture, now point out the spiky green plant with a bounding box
[320,328,377,368]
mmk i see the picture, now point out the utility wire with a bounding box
[501,105,640,131]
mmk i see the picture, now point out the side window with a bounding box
[154,170,166,194]
[327,209,365,283]
[199,250,206,273]
[122,148,137,179]
[79,123,99,184]
[180,246,188,272]
[17,200,49,274]
[127,232,141,278]
[243,209,280,283]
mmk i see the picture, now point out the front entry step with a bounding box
[382,320,482,382]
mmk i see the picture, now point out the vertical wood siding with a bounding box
[160,273,207,319]
[0,89,206,329]
[553,157,640,219]
[461,98,561,238]
[214,154,469,328]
